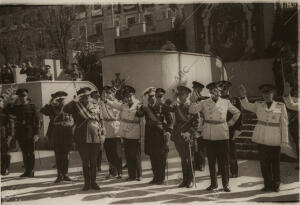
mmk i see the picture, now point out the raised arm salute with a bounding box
[239,84,293,192]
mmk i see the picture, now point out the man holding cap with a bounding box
[189,82,240,192]
[10,88,40,177]
[137,87,173,185]
[239,84,290,192]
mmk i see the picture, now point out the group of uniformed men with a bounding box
[0,78,297,193]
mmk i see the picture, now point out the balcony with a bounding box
[91,9,103,17]
[76,12,86,20]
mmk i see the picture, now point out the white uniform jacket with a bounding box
[106,98,142,140]
[189,98,240,141]
[100,101,121,138]
[240,98,289,147]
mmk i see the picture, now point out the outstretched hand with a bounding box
[239,84,247,98]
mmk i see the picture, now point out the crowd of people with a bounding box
[0,61,83,83]
[0,78,298,194]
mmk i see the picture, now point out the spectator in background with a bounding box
[68,63,83,81]
[1,64,14,84]
[20,60,40,82]
[161,40,177,51]
[40,65,53,81]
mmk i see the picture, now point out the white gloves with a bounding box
[182,132,191,141]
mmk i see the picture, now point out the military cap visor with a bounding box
[16,88,29,96]
[258,84,276,93]
[51,91,68,99]
[77,87,92,96]
[124,85,136,94]
[192,81,204,88]
[91,91,100,97]
[155,88,166,95]
[177,85,192,94]
[218,80,232,88]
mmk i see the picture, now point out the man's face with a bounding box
[209,88,221,98]
[155,93,164,104]
[56,98,65,106]
[148,95,156,105]
[18,93,28,104]
[178,91,189,102]
[221,86,230,97]
[123,95,133,105]
[262,91,274,102]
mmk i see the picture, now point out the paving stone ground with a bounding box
[1,143,299,205]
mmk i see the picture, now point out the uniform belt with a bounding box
[121,119,140,124]
[257,120,280,127]
[205,120,225,124]
[103,118,118,122]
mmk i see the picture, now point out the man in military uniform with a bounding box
[10,88,40,177]
[64,87,105,191]
[104,85,143,181]
[239,84,290,192]
[0,95,14,175]
[190,81,207,171]
[40,65,53,81]
[169,85,200,188]
[189,82,240,192]
[219,80,242,178]
[41,91,74,183]
[99,86,123,178]
[138,87,173,185]
[91,90,104,173]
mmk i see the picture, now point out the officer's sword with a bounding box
[188,140,196,188]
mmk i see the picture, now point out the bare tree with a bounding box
[34,6,77,69]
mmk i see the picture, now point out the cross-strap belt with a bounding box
[257,120,280,127]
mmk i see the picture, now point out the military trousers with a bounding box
[229,139,238,176]
[78,143,100,186]
[194,138,206,170]
[104,138,123,175]
[53,144,71,177]
[205,139,230,187]
[123,138,142,179]
[150,153,167,182]
[18,138,35,174]
[257,144,281,189]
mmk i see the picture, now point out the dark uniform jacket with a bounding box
[167,101,200,159]
[137,103,173,155]
[10,102,40,141]
[0,108,14,152]
[64,101,104,144]
[41,104,74,145]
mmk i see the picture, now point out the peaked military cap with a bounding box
[192,81,204,89]
[218,80,232,89]
[123,85,136,94]
[143,87,156,96]
[77,87,92,96]
[16,88,29,96]
[177,85,192,94]
[258,84,276,93]
[51,91,68,99]
[156,88,166,95]
[206,82,222,90]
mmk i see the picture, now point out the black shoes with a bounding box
[90,183,101,190]
[20,172,34,177]
[63,175,72,181]
[82,184,90,191]
[149,179,157,184]
[261,186,271,192]
[136,177,142,181]
[178,182,187,188]
[230,174,238,178]
[186,182,193,188]
[273,186,280,192]
[223,186,231,192]
[156,181,165,185]
[55,175,63,183]
[206,185,218,191]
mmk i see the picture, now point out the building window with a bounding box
[127,16,136,26]
[115,20,120,27]
[144,14,153,25]
[95,23,102,35]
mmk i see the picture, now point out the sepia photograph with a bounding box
[0,0,299,204]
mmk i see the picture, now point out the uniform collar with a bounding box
[264,101,276,111]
